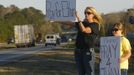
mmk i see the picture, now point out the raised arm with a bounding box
[75,11,92,33]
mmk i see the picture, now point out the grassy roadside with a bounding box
[0,45,100,75]
[0,48,78,75]
[0,44,16,50]
[0,43,133,75]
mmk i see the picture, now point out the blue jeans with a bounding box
[74,48,93,75]
[121,69,128,75]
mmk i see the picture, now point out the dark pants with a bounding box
[75,48,92,75]
[121,69,128,75]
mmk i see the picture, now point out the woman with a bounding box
[112,23,131,75]
[74,6,103,75]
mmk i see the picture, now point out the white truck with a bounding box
[14,25,35,48]
[45,33,60,46]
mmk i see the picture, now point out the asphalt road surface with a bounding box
[0,44,59,65]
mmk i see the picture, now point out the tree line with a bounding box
[0,5,134,42]
[102,8,134,35]
[0,5,62,42]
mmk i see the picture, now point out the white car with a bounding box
[45,34,60,46]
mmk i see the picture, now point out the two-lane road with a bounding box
[0,44,58,65]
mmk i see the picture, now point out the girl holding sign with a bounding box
[74,6,103,75]
[112,23,132,75]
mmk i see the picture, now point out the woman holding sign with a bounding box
[112,23,131,75]
[74,6,103,75]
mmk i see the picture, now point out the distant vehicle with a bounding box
[45,33,60,46]
[7,37,14,44]
[60,36,68,42]
[14,25,35,48]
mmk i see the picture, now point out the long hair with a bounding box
[85,7,103,26]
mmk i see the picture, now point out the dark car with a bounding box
[7,37,14,44]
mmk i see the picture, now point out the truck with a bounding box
[14,25,35,48]
[45,33,61,46]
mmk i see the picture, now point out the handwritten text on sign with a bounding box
[46,0,76,21]
[100,37,121,75]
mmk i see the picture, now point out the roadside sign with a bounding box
[46,0,76,21]
[100,36,121,75]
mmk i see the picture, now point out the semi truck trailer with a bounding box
[14,25,35,48]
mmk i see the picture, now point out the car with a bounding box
[45,33,60,46]
[7,37,14,44]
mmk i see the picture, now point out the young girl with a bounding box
[112,22,132,75]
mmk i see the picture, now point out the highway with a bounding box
[0,44,59,65]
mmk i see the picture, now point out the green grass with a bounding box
[61,42,75,48]
[0,44,16,50]
[0,48,133,75]
[0,49,77,75]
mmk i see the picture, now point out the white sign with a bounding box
[46,0,76,21]
[100,36,121,75]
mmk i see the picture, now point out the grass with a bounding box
[0,48,101,75]
[0,49,78,75]
[61,42,75,48]
[0,43,133,75]
[0,44,16,50]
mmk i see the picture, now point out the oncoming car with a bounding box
[45,33,60,46]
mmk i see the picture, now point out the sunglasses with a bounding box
[84,12,92,15]
[112,28,120,32]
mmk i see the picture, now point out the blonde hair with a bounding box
[85,7,103,30]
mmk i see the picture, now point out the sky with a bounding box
[0,0,134,19]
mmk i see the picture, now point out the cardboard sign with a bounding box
[46,0,76,21]
[100,36,121,75]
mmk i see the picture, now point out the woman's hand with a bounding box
[75,11,81,22]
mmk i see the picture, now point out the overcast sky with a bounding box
[0,0,134,19]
